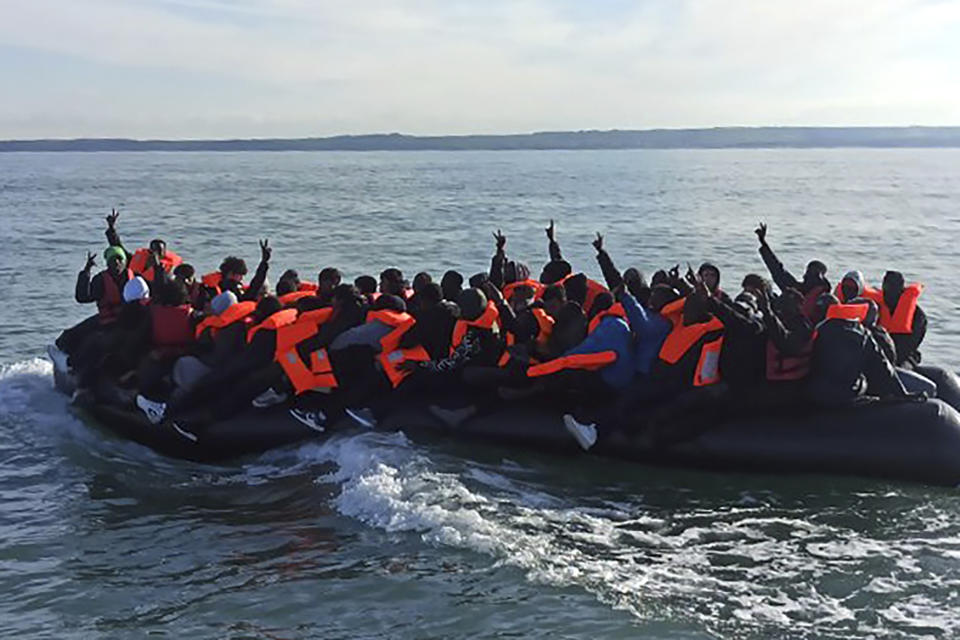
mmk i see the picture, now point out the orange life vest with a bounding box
[194,300,257,339]
[834,282,882,304]
[527,351,618,378]
[366,309,431,388]
[583,278,610,315]
[588,303,627,334]
[128,248,183,282]
[97,268,133,325]
[298,281,318,292]
[278,290,314,306]
[150,304,194,348]
[275,308,338,394]
[658,316,724,387]
[201,272,247,296]
[825,303,869,323]
[247,308,298,343]
[659,297,687,328]
[531,307,554,349]
[878,283,923,334]
[502,279,545,301]
[450,302,501,352]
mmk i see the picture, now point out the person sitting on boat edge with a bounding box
[53,244,134,363]
[878,270,927,369]
[807,294,909,408]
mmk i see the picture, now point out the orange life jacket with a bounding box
[247,308,298,343]
[298,281,318,292]
[275,308,337,394]
[128,248,183,282]
[278,290,314,306]
[502,279,545,301]
[450,302,501,352]
[201,271,246,296]
[583,278,610,315]
[825,302,869,323]
[531,307,554,349]
[366,309,431,387]
[658,316,724,387]
[834,282,882,304]
[527,351,618,378]
[878,283,923,334]
[588,303,627,334]
[97,268,133,325]
[659,297,687,328]
[194,300,257,339]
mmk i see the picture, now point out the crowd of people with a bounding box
[51,210,933,449]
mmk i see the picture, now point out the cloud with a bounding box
[0,0,958,137]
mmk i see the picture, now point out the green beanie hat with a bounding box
[103,246,127,264]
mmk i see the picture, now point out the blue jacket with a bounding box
[564,315,635,390]
[619,292,671,375]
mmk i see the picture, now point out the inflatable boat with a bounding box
[52,356,960,486]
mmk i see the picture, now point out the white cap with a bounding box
[211,291,238,315]
[123,276,150,303]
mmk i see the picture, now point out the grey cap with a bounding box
[211,291,238,315]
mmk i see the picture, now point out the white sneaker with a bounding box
[289,408,327,432]
[136,394,167,425]
[345,407,377,429]
[563,414,597,451]
[170,421,198,442]
[252,387,289,409]
[47,344,69,372]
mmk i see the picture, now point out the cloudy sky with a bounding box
[1,0,958,139]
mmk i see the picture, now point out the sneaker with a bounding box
[136,394,167,425]
[252,387,290,409]
[170,421,198,443]
[47,344,69,372]
[428,405,476,428]
[345,407,377,429]
[289,408,327,432]
[563,414,597,451]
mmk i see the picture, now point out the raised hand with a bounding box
[493,229,506,252]
[84,251,96,271]
[755,222,768,244]
[259,238,271,263]
[685,263,697,285]
[668,264,680,282]
[106,208,120,229]
[592,232,604,253]
[755,287,771,314]
[545,219,555,242]
[691,269,709,298]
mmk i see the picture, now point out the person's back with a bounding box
[808,296,906,407]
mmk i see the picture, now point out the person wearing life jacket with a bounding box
[354,275,380,304]
[102,208,182,285]
[807,294,908,408]
[756,222,831,320]
[199,239,271,305]
[479,281,553,370]
[136,295,293,426]
[406,272,434,318]
[440,270,464,302]
[136,280,198,400]
[834,269,882,304]
[167,291,256,398]
[704,285,765,389]
[380,268,410,299]
[55,244,136,367]
[398,283,459,360]
[276,277,315,308]
[70,276,154,392]
[698,262,734,305]
[877,270,927,368]
[756,287,815,389]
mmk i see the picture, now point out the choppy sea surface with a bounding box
[2,149,960,639]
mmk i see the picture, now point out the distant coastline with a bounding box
[2,126,960,152]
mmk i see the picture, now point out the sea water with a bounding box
[1,149,960,638]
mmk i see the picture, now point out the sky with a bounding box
[1,0,959,139]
